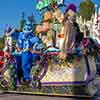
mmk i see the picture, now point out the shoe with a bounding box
[96,73,100,78]
[21,79,31,85]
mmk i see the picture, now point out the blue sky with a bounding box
[0,0,100,37]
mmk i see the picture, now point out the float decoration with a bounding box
[0,2,98,98]
[36,0,63,10]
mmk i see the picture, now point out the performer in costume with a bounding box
[63,4,77,51]
[52,7,64,49]
[0,50,4,67]
[10,21,43,84]
[58,4,78,59]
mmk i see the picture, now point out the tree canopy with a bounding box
[79,0,95,21]
[0,37,5,49]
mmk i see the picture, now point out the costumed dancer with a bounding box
[4,26,22,85]
[4,25,13,52]
[52,4,64,49]
[63,4,77,51]
[10,21,43,84]
[58,4,78,59]
[2,26,17,90]
[41,11,53,48]
[35,11,60,52]
[12,45,22,84]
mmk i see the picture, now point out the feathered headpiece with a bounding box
[4,25,12,33]
[65,3,77,14]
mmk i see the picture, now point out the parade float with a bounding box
[0,0,98,98]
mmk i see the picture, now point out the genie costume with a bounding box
[11,22,43,83]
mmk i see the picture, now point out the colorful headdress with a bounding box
[65,3,77,14]
[4,25,12,33]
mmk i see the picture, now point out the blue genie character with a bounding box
[10,21,43,84]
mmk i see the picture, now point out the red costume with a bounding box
[0,50,4,67]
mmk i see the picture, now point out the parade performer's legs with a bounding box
[32,53,40,63]
[15,54,23,84]
[96,54,100,76]
[22,51,33,82]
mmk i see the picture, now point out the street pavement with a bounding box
[0,94,92,100]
